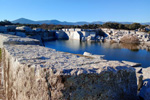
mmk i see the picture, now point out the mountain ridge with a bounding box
[11,18,150,25]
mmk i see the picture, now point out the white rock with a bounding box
[83,52,105,59]
[83,52,92,56]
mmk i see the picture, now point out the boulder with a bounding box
[83,52,92,56]
[83,52,105,59]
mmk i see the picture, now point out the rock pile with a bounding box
[101,28,150,44]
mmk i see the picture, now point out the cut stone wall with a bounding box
[0,33,138,100]
[0,34,41,48]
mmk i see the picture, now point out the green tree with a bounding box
[118,24,125,29]
[129,23,141,30]
[0,20,12,26]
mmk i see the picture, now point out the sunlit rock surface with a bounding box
[0,33,137,100]
[0,34,41,47]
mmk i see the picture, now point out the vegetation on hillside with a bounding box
[0,20,149,31]
[0,20,12,26]
[101,22,147,30]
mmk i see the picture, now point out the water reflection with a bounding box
[102,42,150,52]
[120,43,139,51]
[45,40,150,67]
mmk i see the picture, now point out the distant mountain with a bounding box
[11,18,92,25]
[141,22,150,25]
[37,20,62,25]
[11,18,150,25]
[12,18,38,24]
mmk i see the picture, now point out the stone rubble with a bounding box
[101,28,150,44]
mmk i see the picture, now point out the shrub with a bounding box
[120,35,140,44]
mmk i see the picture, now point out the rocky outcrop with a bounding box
[0,33,138,100]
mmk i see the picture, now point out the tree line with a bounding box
[101,22,148,30]
[0,20,149,31]
[0,20,12,26]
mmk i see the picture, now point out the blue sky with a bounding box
[0,0,150,22]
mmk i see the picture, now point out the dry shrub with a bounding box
[120,35,140,44]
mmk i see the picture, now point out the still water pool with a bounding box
[45,40,150,67]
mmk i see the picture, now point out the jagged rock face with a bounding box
[120,35,140,44]
[0,34,138,100]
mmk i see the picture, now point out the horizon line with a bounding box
[1,17,150,23]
